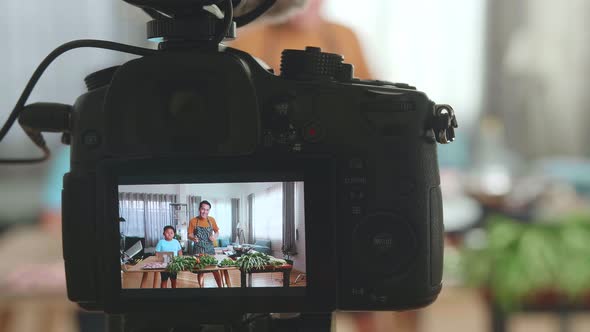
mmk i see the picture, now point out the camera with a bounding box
[7,0,458,320]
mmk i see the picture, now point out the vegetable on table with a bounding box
[461,213,590,310]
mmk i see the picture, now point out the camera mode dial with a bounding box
[280,47,353,81]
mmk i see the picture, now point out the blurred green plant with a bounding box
[461,213,590,310]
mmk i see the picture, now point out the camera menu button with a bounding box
[371,233,394,253]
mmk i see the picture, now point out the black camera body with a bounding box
[62,43,452,314]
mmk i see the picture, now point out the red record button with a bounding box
[303,122,323,142]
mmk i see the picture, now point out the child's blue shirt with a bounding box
[155,239,182,256]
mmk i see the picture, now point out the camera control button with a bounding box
[351,206,363,216]
[371,233,394,253]
[348,158,365,169]
[349,190,365,200]
[281,47,345,80]
[343,189,366,203]
[263,132,273,147]
[369,292,389,304]
[302,121,324,142]
[344,176,367,185]
[82,130,101,148]
[353,213,416,275]
[351,287,366,296]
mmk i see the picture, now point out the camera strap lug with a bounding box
[431,104,458,144]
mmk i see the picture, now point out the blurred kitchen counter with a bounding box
[0,225,75,332]
[420,286,590,332]
[0,296,77,332]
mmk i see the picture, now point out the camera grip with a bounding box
[62,172,99,304]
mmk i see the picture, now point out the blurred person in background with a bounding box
[230,0,372,80]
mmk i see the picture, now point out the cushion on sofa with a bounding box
[217,235,230,247]
[251,239,272,255]
[254,239,271,248]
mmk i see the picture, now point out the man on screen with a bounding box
[187,200,223,288]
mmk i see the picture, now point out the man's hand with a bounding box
[189,234,198,243]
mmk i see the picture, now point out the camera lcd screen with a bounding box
[118,181,306,289]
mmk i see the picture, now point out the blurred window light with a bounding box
[481,166,513,196]
[323,0,487,129]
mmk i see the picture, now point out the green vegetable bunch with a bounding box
[219,258,238,267]
[199,254,218,266]
[167,255,222,273]
[461,214,590,310]
[167,256,202,273]
[237,252,271,272]
[269,257,286,266]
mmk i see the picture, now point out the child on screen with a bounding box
[155,225,183,288]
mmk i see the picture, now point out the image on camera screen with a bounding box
[119,181,306,289]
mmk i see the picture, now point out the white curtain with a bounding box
[187,195,202,219]
[293,182,306,272]
[119,192,177,247]
[143,194,178,247]
[501,0,590,157]
[252,184,283,242]
[119,193,145,238]
[282,182,296,255]
[208,198,232,239]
